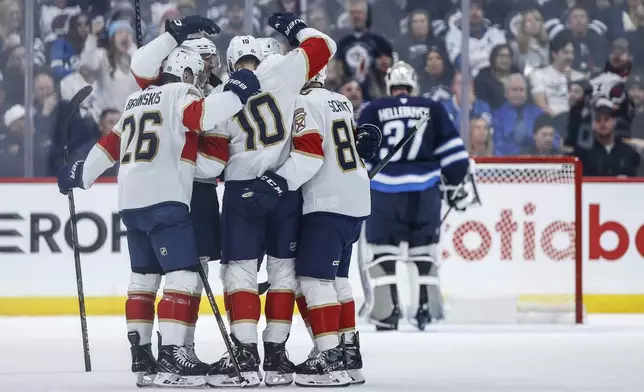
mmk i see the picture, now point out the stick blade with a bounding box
[70,86,93,108]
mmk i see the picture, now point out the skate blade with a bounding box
[264,371,293,387]
[152,372,207,388]
[348,369,365,385]
[294,371,352,388]
[207,371,261,388]
[134,372,156,388]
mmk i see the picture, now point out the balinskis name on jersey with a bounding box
[125,91,163,110]
[358,95,469,193]
[277,87,370,218]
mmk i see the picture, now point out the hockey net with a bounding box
[439,157,583,324]
[357,156,584,325]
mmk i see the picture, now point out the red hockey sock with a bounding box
[229,290,261,344]
[264,290,295,343]
[126,291,156,345]
[158,290,195,346]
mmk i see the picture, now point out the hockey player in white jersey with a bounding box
[273,66,380,387]
[206,12,337,388]
[56,17,261,389]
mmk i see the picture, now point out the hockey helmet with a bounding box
[163,46,205,86]
[306,65,328,87]
[385,61,418,95]
[256,37,283,60]
[184,37,220,71]
[226,35,262,74]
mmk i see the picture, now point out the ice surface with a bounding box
[0,315,643,392]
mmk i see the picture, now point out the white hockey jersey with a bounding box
[276,87,370,218]
[221,28,337,183]
[80,82,238,211]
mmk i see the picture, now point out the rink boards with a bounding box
[0,178,644,315]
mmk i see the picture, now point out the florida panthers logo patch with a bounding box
[293,108,307,134]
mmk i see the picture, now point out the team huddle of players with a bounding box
[56,11,475,390]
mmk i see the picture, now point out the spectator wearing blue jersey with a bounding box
[492,74,544,156]
[440,71,492,131]
[50,13,90,81]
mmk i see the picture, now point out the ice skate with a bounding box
[153,343,209,388]
[207,334,261,388]
[343,332,365,385]
[263,341,296,387]
[294,344,351,388]
[413,303,431,331]
[128,331,157,387]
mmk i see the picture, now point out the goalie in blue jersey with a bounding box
[357,61,476,330]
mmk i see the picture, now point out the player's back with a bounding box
[117,83,200,210]
[299,87,370,217]
[358,95,448,193]
[223,55,306,181]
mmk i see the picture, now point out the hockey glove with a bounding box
[268,12,307,47]
[240,171,288,217]
[165,16,221,45]
[355,123,382,160]
[224,69,261,104]
[57,160,85,195]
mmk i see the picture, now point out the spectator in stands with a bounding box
[521,114,561,155]
[493,73,544,155]
[469,116,493,157]
[143,7,180,45]
[418,46,453,100]
[529,33,585,116]
[566,5,607,76]
[40,0,81,41]
[554,79,591,143]
[625,4,644,68]
[335,0,392,83]
[475,44,520,110]
[0,104,51,177]
[3,41,27,108]
[215,1,260,57]
[440,71,492,130]
[339,79,364,120]
[481,0,541,27]
[71,108,119,176]
[573,97,641,176]
[50,13,90,81]
[445,0,507,77]
[611,0,644,38]
[509,9,550,75]
[325,59,347,93]
[361,47,393,101]
[176,0,198,17]
[395,9,445,73]
[60,63,99,122]
[0,74,7,132]
[623,73,644,174]
[0,0,22,52]
[307,5,338,41]
[80,19,138,115]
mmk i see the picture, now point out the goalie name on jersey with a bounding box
[377,105,429,122]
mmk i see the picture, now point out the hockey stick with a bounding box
[368,112,431,179]
[134,0,142,47]
[196,264,247,385]
[62,85,94,372]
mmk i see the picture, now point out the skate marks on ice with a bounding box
[0,316,643,391]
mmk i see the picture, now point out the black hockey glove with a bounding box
[57,160,85,195]
[355,123,382,160]
[240,171,288,217]
[224,69,261,104]
[268,12,308,47]
[165,16,220,45]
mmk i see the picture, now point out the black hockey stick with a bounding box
[134,0,142,47]
[368,112,431,179]
[62,85,94,372]
[197,264,247,385]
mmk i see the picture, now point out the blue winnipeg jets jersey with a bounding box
[358,95,469,193]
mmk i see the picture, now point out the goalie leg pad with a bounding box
[408,244,444,321]
[224,259,260,344]
[367,245,401,323]
[263,256,296,343]
[158,270,200,346]
[299,277,341,352]
[126,272,162,345]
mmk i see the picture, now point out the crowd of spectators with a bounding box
[2,0,644,177]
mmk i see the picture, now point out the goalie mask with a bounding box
[163,46,205,87]
[385,61,418,96]
[256,37,283,60]
[226,35,261,74]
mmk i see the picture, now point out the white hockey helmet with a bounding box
[184,37,220,69]
[163,46,205,86]
[226,35,262,73]
[306,65,328,87]
[256,37,283,59]
[385,61,418,95]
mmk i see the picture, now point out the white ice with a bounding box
[0,315,643,392]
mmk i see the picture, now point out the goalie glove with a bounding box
[441,158,481,212]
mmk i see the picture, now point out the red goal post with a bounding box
[469,156,583,324]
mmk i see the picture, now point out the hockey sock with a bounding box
[263,257,296,344]
[126,272,161,346]
[220,264,231,324]
[225,260,260,344]
[185,259,208,346]
[334,277,356,343]
[158,270,200,346]
[300,278,341,352]
[296,291,315,342]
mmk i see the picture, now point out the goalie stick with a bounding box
[62,85,94,372]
